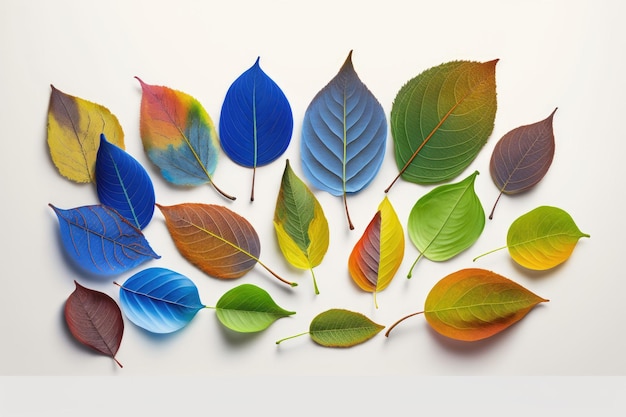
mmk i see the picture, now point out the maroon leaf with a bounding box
[488,108,557,219]
[64,280,124,367]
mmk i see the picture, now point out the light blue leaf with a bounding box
[49,204,160,276]
[95,133,155,229]
[118,267,206,334]
[300,50,387,229]
[219,57,293,200]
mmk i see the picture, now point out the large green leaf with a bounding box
[407,171,485,277]
[386,60,497,191]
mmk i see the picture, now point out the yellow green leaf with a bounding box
[47,85,124,183]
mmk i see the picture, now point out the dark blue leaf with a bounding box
[219,57,293,200]
[118,267,205,334]
[95,133,155,229]
[49,204,160,276]
[300,51,387,229]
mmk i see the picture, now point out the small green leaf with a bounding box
[215,284,295,333]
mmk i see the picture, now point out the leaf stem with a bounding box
[385,311,424,337]
[343,192,354,230]
[310,267,320,295]
[276,331,309,345]
[472,245,508,262]
[407,253,423,278]
[250,166,256,202]
[257,259,298,287]
[210,180,237,201]
[489,191,503,220]
[112,356,124,368]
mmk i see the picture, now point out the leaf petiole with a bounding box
[472,245,508,262]
[275,331,310,345]
[407,253,423,278]
[384,311,424,337]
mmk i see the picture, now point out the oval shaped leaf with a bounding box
[407,171,485,277]
[157,203,294,287]
[49,204,160,276]
[424,268,549,341]
[47,85,125,183]
[309,309,384,347]
[348,196,404,304]
[507,206,590,270]
[387,60,497,190]
[301,50,387,229]
[118,267,205,334]
[65,280,124,367]
[215,284,295,333]
[489,108,558,219]
[274,159,329,294]
[95,133,155,229]
[136,77,234,200]
[219,57,293,201]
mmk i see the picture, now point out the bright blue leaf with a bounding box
[95,133,155,229]
[49,204,160,276]
[300,51,387,229]
[219,57,293,200]
[118,267,205,334]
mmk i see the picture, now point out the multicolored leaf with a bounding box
[489,109,558,219]
[348,197,404,306]
[276,309,384,347]
[49,204,160,276]
[64,280,124,367]
[95,133,155,229]
[406,171,485,277]
[214,284,295,333]
[386,59,497,192]
[300,50,387,229]
[274,159,329,294]
[47,85,124,183]
[136,77,235,200]
[219,57,293,201]
[157,203,295,287]
[118,267,206,334]
[386,268,549,342]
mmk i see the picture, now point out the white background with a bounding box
[1,0,625,412]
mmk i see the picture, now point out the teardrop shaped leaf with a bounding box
[301,50,387,230]
[65,280,124,367]
[136,77,235,200]
[49,204,160,276]
[157,203,295,287]
[424,268,548,341]
[406,171,485,277]
[95,133,155,229]
[309,309,384,347]
[118,267,206,334]
[219,57,293,201]
[507,206,590,270]
[348,196,404,304]
[274,159,329,294]
[489,108,558,219]
[214,284,295,333]
[387,59,497,191]
[47,85,125,183]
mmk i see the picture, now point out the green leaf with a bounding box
[214,284,295,333]
[406,171,485,277]
[276,309,384,347]
[386,59,497,192]
[274,159,329,294]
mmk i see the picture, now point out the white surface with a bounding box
[1,0,624,381]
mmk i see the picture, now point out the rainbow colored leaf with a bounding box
[64,280,124,367]
[348,196,404,307]
[47,85,124,183]
[213,284,295,333]
[157,203,295,287]
[95,133,155,229]
[386,268,549,342]
[386,60,497,192]
[118,267,206,334]
[406,171,485,277]
[489,109,558,219]
[300,50,387,230]
[49,204,160,276]
[474,206,590,270]
[219,57,293,201]
[276,309,384,347]
[136,77,235,200]
[274,159,329,294]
